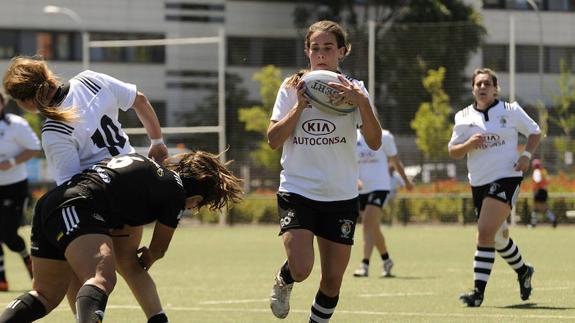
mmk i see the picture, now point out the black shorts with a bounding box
[358,190,390,211]
[31,185,109,260]
[533,189,548,202]
[276,192,359,245]
[471,177,522,218]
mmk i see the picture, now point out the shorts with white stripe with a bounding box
[471,177,522,218]
[358,190,390,211]
[31,203,109,260]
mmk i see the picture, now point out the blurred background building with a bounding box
[0,0,574,188]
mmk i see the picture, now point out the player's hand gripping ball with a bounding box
[301,70,357,115]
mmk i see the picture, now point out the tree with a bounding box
[292,0,485,135]
[238,65,284,172]
[410,67,453,161]
[174,73,260,162]
[549,60,575,168]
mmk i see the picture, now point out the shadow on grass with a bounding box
[498,303,575,310]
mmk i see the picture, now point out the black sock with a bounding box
[0,245,5,282]
[0,293,47,322]
[309,290,339,323]
[381,253,390,261]
[76,284,108,323]
[148,312,169,323]
[280,260,295,284]
[361,258,369,266]
[497,238,527,276]
[474,246,495,294]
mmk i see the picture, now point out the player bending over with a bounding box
[0,151,242,323]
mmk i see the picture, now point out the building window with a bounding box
[516,45,539,73]
[483,45,508,72]
[0,30,17,59]
[227,36,306,67]
[90,33,165,63]
[545,0,575,11]
[547,47,575,73]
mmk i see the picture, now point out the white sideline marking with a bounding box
[359,292,435,297]
[198,298,268,305]
[44,304,575,320]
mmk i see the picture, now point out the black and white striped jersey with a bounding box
[41,70,137,185]
[39,153,186,229]
[448,100,541,186]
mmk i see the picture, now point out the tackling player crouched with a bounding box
[0,151,242,323]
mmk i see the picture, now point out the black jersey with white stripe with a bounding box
[41,70,137,185]
[38,153,185,229]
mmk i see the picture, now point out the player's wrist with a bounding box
[8,158,16,167]
[521,150,532,160]
[150,137,164,146]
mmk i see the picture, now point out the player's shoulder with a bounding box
[5,113,29,127]
[72,70,105,95]
[501,100,523,112]
[381,129,393,138]
[41,119,75,137]
[341,72,364,88]
[454,104,474,121]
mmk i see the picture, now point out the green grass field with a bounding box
[1,224,574,322]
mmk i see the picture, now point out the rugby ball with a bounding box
[301,70,356,115]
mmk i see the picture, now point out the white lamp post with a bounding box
[43,5,90,70]
[525,0,543,98]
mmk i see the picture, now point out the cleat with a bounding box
[270,271,293,319]
[459,288,483,307]
[0,280,8,292]
[382,259,394,277]
[353,263,368,277]
[518,265,534,301]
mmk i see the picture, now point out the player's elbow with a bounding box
[367,138,381,150]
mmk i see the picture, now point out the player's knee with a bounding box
[114,256,141,278]
[289,261,313,282]
[476,230,496,246]
[89,272,117,294]
[319,275,343,296]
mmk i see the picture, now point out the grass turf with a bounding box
[0,224,573,322]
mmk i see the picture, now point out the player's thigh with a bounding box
[65,234,116,285]
[362,205,382,227]
[111,226,143,274]
[477,197,510,237]
[31,256,73,311]
[282,229,315,266]
[317,237,351,286]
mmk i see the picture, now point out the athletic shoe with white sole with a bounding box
[382,258,394,277]
[270,271,293,319]
[519,264,534,301]
[459,288,484,307]
[353,263,369,277]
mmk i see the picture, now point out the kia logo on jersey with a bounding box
[302,119,336,136]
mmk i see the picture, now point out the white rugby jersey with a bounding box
[271,74,370,201]
[448,100,540,186]
[0,114,41,185]
[41,70,137,185]
[357,129,397,193]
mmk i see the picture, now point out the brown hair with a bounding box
[286,20,351,87]
[163,150,243,211]
[3,56,78,122]
[471,68,500,94]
